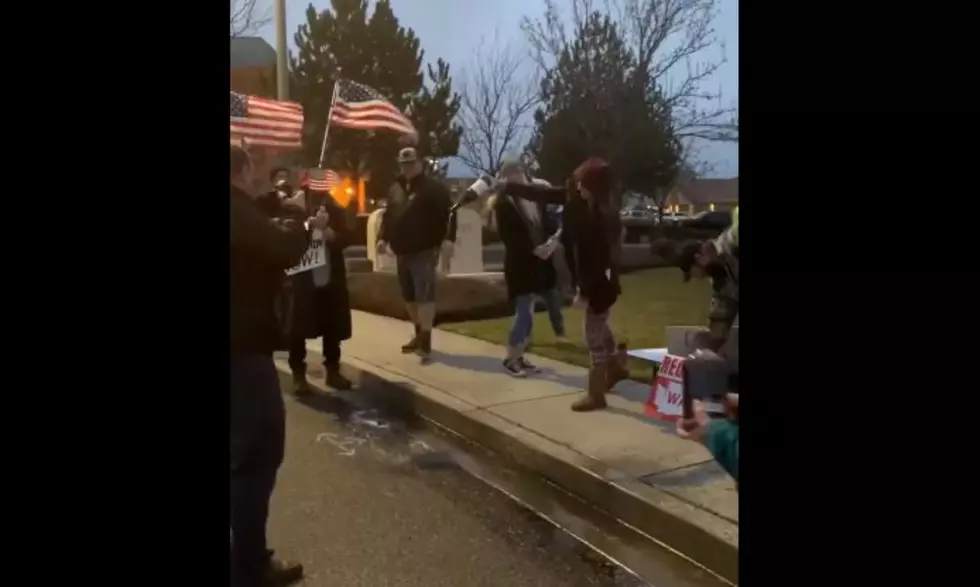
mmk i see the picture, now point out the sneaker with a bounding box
[518,357,542,374]
[555,335,571,346]
[502,359,526,377]
[263,557,304,586]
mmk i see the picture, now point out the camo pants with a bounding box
[708,294,739,351]
[584,309,616,365]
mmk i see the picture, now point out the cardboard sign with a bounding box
[286,230,327,276]
[644,353,686,421]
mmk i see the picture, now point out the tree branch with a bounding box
[231,0,273,38]
[522,0,738,144]
[457,33,540,176]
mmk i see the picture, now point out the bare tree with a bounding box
[521,0,738,144]
[457,35,540,177]
[231,0,272,37]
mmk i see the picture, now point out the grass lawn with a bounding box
[440,268,712,383]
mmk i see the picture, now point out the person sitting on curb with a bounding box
[676,393,739,485]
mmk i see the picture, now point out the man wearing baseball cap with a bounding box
[377,147,455,362]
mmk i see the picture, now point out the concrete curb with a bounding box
[275,355,738,584]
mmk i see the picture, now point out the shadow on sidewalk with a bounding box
[432,351,586,389]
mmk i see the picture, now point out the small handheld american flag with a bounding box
[307,169,341,193]
[230,92,304,149]
[330,79,418,138]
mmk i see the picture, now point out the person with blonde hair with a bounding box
[499,157,629,411]
[485,159,564,376]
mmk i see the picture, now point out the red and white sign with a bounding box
[644,353,686,421]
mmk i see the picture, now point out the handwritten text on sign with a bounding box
[286,230,327,276]
[644,353,686,420]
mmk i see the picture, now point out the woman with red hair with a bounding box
[499,157,627,411]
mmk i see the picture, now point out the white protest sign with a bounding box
[644,353,685,421]
[286,230,327,276]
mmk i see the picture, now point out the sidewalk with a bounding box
[276,310,738,583]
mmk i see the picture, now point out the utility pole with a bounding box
[274,0,289,100]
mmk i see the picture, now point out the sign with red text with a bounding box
[644,353,686,421]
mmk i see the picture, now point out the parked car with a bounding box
[655,212,691,225]
[659,210,732,241]
[621,205,657,243]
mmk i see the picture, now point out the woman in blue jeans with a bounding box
[488,160,562,376]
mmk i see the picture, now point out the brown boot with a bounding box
[606,344,630,393]
[571,364,608,412]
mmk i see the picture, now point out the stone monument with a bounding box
[365,208,397,271]
[444,207,484,275]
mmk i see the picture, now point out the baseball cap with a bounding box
[676,240,703,282]
[397,147,418,164]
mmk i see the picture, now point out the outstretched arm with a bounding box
[500,182,567,205]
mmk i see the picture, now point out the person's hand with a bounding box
[572,290,587,308]
[322,227,337,242]
[676,394,738,442]
[309,206,330,231]
[676,399,711,442]
[440,239,455,259]
[377,240,390,255]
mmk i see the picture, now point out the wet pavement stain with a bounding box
[275,369,731,587]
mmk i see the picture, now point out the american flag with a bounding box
[330,79,417,138]
[307,169,341,192]
[230,92,304,149]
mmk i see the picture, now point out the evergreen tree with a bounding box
[527,11,680,202]
[290,0,460,201]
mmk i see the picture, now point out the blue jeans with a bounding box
[540,288,565,337]
[508,294,536,355]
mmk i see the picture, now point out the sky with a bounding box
[256,0,738,178]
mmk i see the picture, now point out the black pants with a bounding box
[230,352,286,587]
[288,337,341,375]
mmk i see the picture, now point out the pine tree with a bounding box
[528,11,680,200]
[289,0,460,200]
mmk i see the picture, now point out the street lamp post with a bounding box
[274,0,288,101]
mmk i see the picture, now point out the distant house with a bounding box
[665,177,738,214]
[230,37,276,97]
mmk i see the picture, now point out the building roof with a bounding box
[230,36,276,70]
[676,177,739,205]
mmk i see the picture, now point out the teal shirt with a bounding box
[705,420,739,484]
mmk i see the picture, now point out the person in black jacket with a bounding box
[500,157,629,411]
[487,160,562,376]
[230,146,309,587]
[282,179,354,393]
[376,147,454,363]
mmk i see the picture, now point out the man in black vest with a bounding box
[230,146,308,587]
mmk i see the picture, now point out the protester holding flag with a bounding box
[282,175,354,393]
[230,145,307,587]
[377,147,453,363]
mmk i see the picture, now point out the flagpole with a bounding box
[318,80,340,169]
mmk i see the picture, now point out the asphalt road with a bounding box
[267,377,725,587]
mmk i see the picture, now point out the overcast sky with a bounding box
[256,0,738,178]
